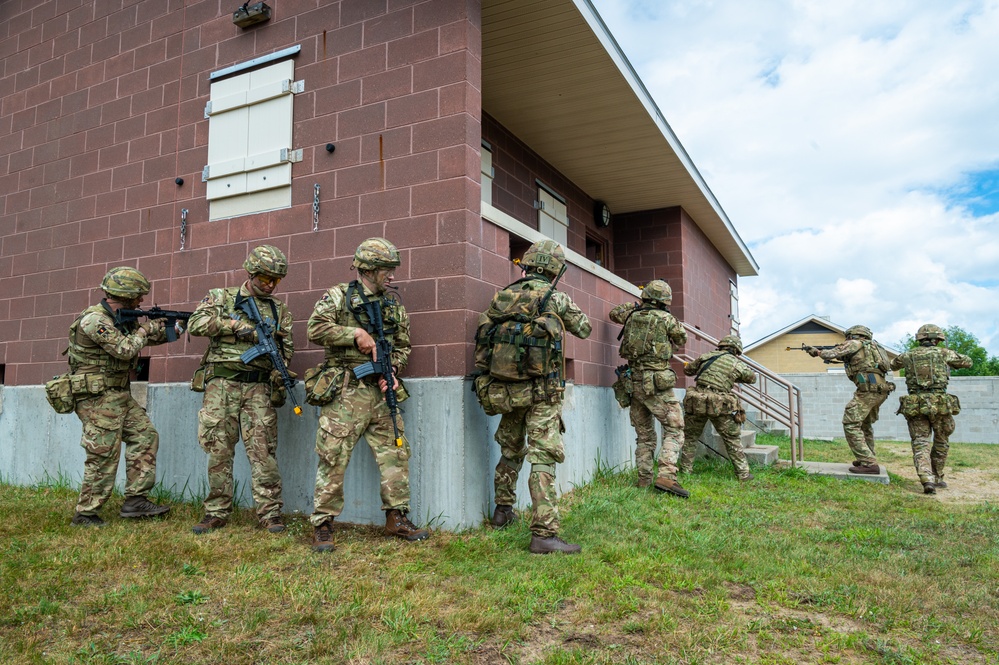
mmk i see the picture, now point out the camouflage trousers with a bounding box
[903,414,955,484]
[680,412,751,479]
[311,379,410,525]
[74,389,159,515]
[842,389,889,465]
[494,398,565,538]
[197,378,282,521]
[629,384,684,483]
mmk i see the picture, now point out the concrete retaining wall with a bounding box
[0,379,637,530]
[783,373,999,444]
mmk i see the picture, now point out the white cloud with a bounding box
[591,0,999,356]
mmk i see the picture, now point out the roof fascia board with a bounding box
[572,0,759,275]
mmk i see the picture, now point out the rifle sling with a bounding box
[615,303,670,341]
[694,352,727,382]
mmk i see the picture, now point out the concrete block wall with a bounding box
[0,378,636,530]
[0,0,487,386]
[782,373,999,444]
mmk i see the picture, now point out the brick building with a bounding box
[0,0,758,527]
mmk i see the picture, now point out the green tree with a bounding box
[898,325,999,376]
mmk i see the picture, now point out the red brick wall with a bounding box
[0,0,484,385]
[482,112,612,268]
[679,210,738,355]
[609,206,737,382]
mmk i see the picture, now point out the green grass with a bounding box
[2,438,998,664]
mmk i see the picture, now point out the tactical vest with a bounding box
[476,277,562,382]
[845,340,889,381]
[323,282,404,367]
[902,346,951,393]
[695,351,742,392]
[203,287,286,369]
[67,303,138,377]
[619,307,674,371]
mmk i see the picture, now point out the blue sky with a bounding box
[589,0,999,355]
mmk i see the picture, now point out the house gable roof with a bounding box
[481,0,759,277]
[745,316,846,353]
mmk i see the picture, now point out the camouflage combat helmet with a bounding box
[100,267,150,299]
[718,335,743,355]
[641,280,672,305]
[520,239,565,278]
[353,237,401,271]
[243,245,288,278]
[916,324,946,342]
[845,325,873,340]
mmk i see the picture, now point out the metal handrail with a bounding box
[676,324,804,465]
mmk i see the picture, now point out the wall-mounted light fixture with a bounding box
[233,2,271,29]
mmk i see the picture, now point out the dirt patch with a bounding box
[888,464,999,504]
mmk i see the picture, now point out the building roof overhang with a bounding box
[482,0,759,277]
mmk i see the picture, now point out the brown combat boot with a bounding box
[260,516,285,533]
[119,495,170,518]
[385,509,430,541]
[849,463,879,475]
[636,476,652,488]
[71,512,105,527]
[312,519,335,553]
[492,505,517,528]
[529,535,582,555]
[192,515,227,534]
[738,473,755,482]
[935,477,948,489]
[654,477,690,498]
[923,482,937,495]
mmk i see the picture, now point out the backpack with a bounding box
[904,347,950,392]
[618,308,674,362]
[476,278,563,382]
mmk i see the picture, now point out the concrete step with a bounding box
[796,461,890,485]
[745,445,779,466]
[745,415,789,437]
[692,423,777,467]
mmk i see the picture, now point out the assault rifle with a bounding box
[787,344,842,364]
[352,296,405,447]
[115,306,193,342]
[235,293,302,416]
[538,263,568,386]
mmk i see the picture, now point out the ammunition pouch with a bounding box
[612,366,632,409]
[684,386,740,417]
[854,372,894,393]
[304,363,344,407]
[473,374,533,416]
[190,366,207,393]
[270,382,287,407]
[69,372,116,397]
[897,392,960,418]
[653,369,676,392]
[44,373,76,414]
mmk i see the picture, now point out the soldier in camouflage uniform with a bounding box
[187,246,294,535]
[609,280,689,497]
[890,324,972,494]
[680,335,757,480]
[308,238,429,553]
[473,240,592,555]
[68,267,175,526]
[806,325,894,474]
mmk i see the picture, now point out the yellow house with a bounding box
[745,316,898,374]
